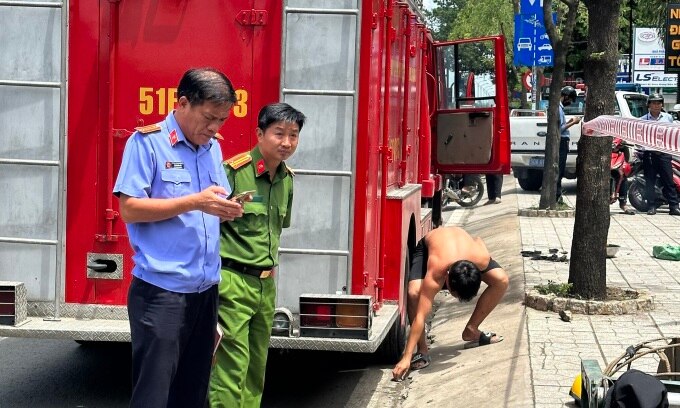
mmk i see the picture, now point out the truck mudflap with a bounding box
[269,304,398,353]
[0,301,398,353]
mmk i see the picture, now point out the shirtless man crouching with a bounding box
[392,226,509,380]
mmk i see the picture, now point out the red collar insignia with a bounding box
[256,159,266,175]
[169,130,179,146]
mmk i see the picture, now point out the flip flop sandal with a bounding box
[464,331,504,349]
[620,206,636,215]
[409,352,431,370]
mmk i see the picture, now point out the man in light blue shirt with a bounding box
[113,68,244,408]
[638,93,680,216]
[556,86,581,203]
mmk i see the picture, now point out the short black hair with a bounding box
[257,103,306,132]
[177,68,237,106]
[447,260,482,302]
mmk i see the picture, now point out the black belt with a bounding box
[221,258,273,279]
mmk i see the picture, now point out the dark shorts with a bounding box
[408,238,429,281]
[407,238,500,281]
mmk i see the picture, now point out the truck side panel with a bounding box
[66,0,283,305]
[352,0,384,298]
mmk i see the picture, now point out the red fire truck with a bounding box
[0,0,509,360]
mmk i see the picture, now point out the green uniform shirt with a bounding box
[219,147,293,268]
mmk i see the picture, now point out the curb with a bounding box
[524,289,655,315]
[518,208,575,217]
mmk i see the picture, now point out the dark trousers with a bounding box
[485,174,503,200]
[128,278,218,408]
[556,138,569,200]
[643,151,679,208]
[611,172,629,205]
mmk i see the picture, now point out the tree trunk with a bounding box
[568,0,621,300]
[538,0,579,209]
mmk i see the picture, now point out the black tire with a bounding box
[457,175,484,207]
[431,190,443,227]
[518,169,543,191]
[376,254,409,363]
[376,314,406,364]
[628,178,648,212]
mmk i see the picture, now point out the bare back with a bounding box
[424,226,490,282]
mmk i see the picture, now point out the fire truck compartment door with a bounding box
[432,37,510,174]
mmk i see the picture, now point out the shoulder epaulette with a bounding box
[285,163,295,176]
[134,123,162,135]
[214,132,224,140]
[225,152,252,170]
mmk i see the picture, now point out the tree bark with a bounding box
[568,0,621,300]
[539,0,579,209]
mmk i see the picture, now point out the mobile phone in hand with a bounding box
[232,190,255,204]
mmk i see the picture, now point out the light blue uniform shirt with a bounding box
[113,113,230,293]
[638,112,674,152]
[559,103,570,138]
[639,112,673,122]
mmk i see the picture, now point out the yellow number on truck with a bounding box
[234,89,247,118]
[139,87,248,117]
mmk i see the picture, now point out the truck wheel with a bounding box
[432,190,443,227]
[376,312,406,364]
[518,170,543,191]
[376,254,409,363]
[628,178,648,212]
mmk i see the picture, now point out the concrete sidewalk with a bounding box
[400,176,680,407]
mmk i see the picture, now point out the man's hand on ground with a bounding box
[392,356,411,381]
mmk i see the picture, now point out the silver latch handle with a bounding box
[87,261,109,272]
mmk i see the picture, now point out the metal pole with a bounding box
[531,65,537,110]
[46,0,68,322]
[628,0,633,83]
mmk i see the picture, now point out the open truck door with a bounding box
[431,36,510,175]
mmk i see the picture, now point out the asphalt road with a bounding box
[0,337,131,408]
[0,205,457,408]
[0,337,401,408]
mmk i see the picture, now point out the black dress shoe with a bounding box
[670,207,680,216]
[647,207,657,215]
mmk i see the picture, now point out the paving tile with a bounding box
[517,178,680,407]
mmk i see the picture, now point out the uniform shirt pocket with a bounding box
[235,202,268,236]
[277,204,287,226]
[160,169,192,197]
[209,170,220,186]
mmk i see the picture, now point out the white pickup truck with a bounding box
[510,91,649,191]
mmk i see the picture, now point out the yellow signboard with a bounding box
[665,4,680,72]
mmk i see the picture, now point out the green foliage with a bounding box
[423,0,670,107]
[535,280,573,297]
[448,0,514,40]
[425,0,670,75]
[424,0,467,41]
[618,1,667,55]
[632,0,669,28]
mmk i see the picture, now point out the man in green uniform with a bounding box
[209,103,306,408]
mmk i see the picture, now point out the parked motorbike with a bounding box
[441,174,484,208]
[627,151,680,212]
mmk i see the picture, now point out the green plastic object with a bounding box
[653,245,680,261]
